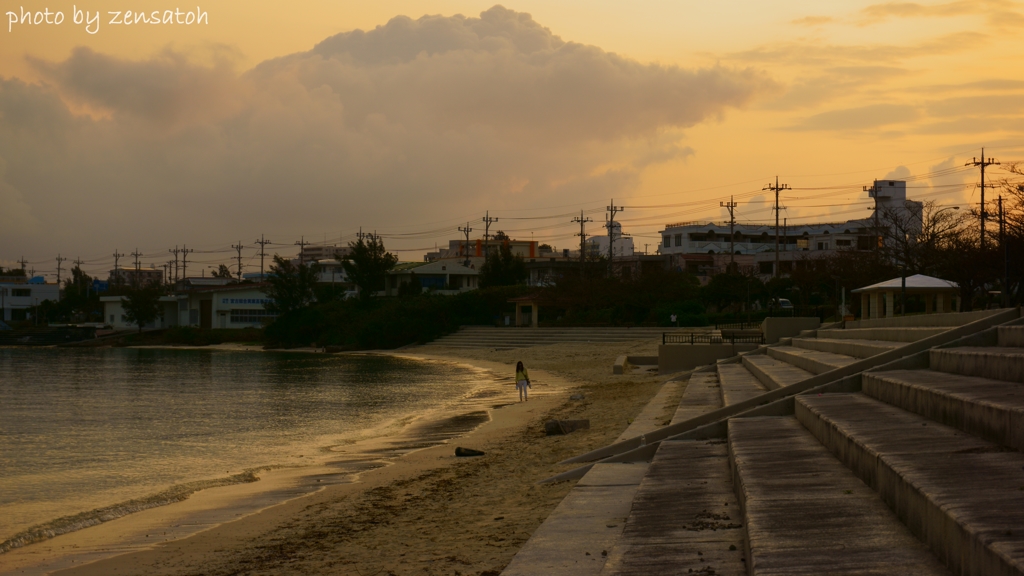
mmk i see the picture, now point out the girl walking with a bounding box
[515,361,531,402]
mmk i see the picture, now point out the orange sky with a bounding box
[2,1,1022,277]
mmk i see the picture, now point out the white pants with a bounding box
[517,380,529,401]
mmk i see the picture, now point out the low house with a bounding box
[385,258,482,296]
[175,283,275,329]
[100,295,179,330]
[101,282,275,330]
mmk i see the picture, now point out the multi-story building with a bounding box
[658,180,923,279]
[299,244,351,263]
[0,277,60,322]
[108,267,164,287]
[424,239,542,262]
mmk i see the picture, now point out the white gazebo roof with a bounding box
[851,274,958,293]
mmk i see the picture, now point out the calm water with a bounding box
[0,348,497,547]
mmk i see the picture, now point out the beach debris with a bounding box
[455,447,485,457]
[544,419,590,436]
[569,393,585,400]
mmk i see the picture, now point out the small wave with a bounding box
[0,470,262,555]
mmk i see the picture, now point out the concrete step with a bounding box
[791,337,901,359]
[600,440,746,576]
[716,363,768,406]
[796,393,1024,576]
[501,462,650,575]
[929,347,1024,383]
[766,345,859,375]
[741,353,814,390]
[669,371,723,426]
[817,327,948,342]
[1000,326,1024,347]
[863,369,1024,451]
[728,416,950,575]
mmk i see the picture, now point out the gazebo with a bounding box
[851,274,959,319]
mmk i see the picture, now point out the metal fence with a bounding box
[662,333,765,345]
[714,321,761,330]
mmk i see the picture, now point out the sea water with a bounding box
[0,348,500,550]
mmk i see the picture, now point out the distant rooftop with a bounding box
[852,274,958,293]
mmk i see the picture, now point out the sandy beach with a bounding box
[3,339,666,576]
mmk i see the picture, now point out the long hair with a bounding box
[516,361,524,373]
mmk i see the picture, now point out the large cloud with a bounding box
[0,6,763,267]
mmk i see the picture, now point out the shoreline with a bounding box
[0,352,567,575]
[4,340,664,576]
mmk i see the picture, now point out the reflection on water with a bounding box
[0,348,492,545]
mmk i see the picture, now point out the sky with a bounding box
[2,0,1023,279]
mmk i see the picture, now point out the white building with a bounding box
[101,283,275,331]
[100,295,179,330]
[587,222,634,258]
[658,180,923,278]
[176,284,275,329]
[1,277,60,323]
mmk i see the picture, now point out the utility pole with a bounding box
[458,223,474,267]
[606,199,624,274]
[232,241,245,281]
[55,254,66,286]
[295,236,309,265]
[254,235,271,280]
[17,256,28,273]
[168,246,180,283]
[181,245,193,279]
[131,248,142,288]
[966,148,999,250]
[73,258,84,295]
[764,177,790,278]
[720,196,738,267]
[482,211,498,259]
[1000,196,1009,308]
[572,211,593,276]
[166,260,175,286]
[114,250,125,287]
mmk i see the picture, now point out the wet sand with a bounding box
[4,340,664,576]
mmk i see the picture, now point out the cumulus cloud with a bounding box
[0,6,764,261]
